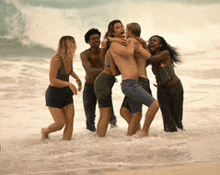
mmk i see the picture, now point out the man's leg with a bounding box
[127,97,142,135]
[109,107,117,127]
[83,83,97,132]
[140,101,159,137]
[122,80,159,137]
[120,107,132,124]
[127,112,142,136]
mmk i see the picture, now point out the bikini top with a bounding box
[57,58,72,82]
[153,66,175,86]
[105,60,110,68]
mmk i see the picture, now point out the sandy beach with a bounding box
[104,162,220,175]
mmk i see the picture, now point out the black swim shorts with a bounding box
[45,86,74,109]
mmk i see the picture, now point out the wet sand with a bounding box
[104,162,220,175]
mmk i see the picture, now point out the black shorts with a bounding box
[45,86,74,109]
[94,72,116,108]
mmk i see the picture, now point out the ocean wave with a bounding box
[1,0,220,58]
[0,37,55,58]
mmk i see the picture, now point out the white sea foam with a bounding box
[1,0,220,174]
[1,52,220,174]
[2,0,220,55]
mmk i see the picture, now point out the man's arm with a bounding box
[101,37,127,49]
[108,37,127,46]
[80,51,103,75]
[131,38,151,60]
[135,37,150,52]
[110,39,135,57]
[135,43,151,60]
[100,48,106,64]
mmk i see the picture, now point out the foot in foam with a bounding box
[41,128,49,139]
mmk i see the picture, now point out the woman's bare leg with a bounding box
[63,104,74,140]
[97,108,112,137]
[41,107,65,139]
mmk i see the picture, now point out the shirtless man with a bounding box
[120,23,153,135]
[108,20,159,137]
[80,28,117,132]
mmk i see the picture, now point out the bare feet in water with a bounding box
[41,128,49,139]
[139,131,149,138]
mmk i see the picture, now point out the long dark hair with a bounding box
[104,19,122,38]
[148,35,181,65]
[103,19,122,52]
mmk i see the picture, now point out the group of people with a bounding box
[41,19,184,140]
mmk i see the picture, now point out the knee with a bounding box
[120,107,124,116]
[151,100,160,110]
[120,107,128,117]
[56,122,65,130]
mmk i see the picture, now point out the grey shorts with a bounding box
[121,79,155,113]
[94,72,116,108]
[121,77,152,114]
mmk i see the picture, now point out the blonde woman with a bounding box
[41,36,82,140]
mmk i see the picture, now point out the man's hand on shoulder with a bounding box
[135,37,148,49]
[109,37,127,46]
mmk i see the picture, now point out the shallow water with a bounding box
[1,53,220,174]
[1,0,220,174]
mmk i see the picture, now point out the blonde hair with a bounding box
[126,23,141,37]
[56,36,76,62]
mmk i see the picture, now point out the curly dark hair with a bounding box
[148,35,181,65]
[84,28,101,43]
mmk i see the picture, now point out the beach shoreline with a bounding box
[103,161,220,175]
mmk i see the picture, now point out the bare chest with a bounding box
[88,54,103,68]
